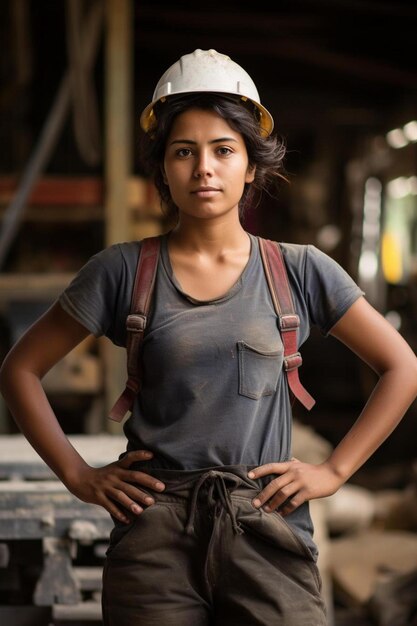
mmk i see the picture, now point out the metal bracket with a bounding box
[33,537,81,606]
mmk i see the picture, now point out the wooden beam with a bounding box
[0,176,103,206]
[0,176,158,213]
[104,0,133,245]
[104,0,133,429]
[135,27,417,88]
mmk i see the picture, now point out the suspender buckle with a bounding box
[279,314,300,331]
[284,352,303,371]
[126,314,147,332]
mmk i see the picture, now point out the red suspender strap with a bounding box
[258,238,316,411]
[109,236,161,422]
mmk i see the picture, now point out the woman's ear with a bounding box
[245,164,256,184]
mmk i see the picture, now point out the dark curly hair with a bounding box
[140,93,287,221]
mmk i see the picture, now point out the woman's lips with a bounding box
[192,187,221,198]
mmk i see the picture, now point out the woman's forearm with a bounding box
[325,365,417,481]
[1,362,166,523]
[0,301,95,487]
[0,364,90,487]
[0,302,164,524]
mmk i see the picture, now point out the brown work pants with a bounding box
[102,466,327,625]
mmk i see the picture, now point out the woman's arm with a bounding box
[249,296,417,514]
[0,301,164,523]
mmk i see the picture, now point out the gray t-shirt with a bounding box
[60,232,362,469]
[59,233,363,556]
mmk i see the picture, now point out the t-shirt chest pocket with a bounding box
[237,341,283,400]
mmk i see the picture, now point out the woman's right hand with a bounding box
[65,450,165,524]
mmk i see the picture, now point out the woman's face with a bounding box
[162,108,255,222]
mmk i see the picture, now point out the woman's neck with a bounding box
[166,213,252,301]
[169,213,249,256]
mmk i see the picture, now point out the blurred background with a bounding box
[0,1,417,625]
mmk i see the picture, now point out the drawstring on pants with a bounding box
[185,470,244,536]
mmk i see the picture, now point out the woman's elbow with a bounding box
[0,349,18,397]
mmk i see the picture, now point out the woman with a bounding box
[1,49,417,625]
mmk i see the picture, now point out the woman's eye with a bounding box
[217,146,233,156]
[176,148,192,158]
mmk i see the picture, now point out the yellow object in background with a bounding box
[381,232,403,284]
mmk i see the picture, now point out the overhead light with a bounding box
[386,128,408,148]
[403,120,417,142]
[409,176,417,193]
[386,176,417,199]
[386,120,417,148]
[359,250,378,280]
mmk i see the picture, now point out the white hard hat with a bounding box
[140,49,274,137]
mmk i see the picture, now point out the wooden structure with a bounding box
[0,434,126,624]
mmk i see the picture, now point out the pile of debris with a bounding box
[292,420,417,626]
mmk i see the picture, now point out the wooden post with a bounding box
[105,0,133,245]
[104,0,133,431]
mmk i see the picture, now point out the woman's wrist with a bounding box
[59,457,92,493]
[321,457,350,486]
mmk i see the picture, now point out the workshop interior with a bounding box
[0,2,417,625]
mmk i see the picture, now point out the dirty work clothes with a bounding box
[60,233,363,560]
[102,467,327,626]
[59,235,363,474]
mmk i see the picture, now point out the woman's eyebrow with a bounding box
[169,137,238,146]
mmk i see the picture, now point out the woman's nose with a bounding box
[193,151,213,178]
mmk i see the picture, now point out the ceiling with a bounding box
[134,1,417,145]
[1,1,415,266]
[1,0,416,177]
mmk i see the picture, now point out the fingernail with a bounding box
[155,482,165,491]
[131,503,143,514]
[144,496,154,505]
[248,471,255,479]
[143,452,153,458]
[263,505,272,513]
[253,498,261,508]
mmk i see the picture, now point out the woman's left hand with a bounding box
[248,458,343,516]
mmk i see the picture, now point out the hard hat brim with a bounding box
[140,92,274,138]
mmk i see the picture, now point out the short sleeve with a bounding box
[304,245,364,335]
[58,242,140,346]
